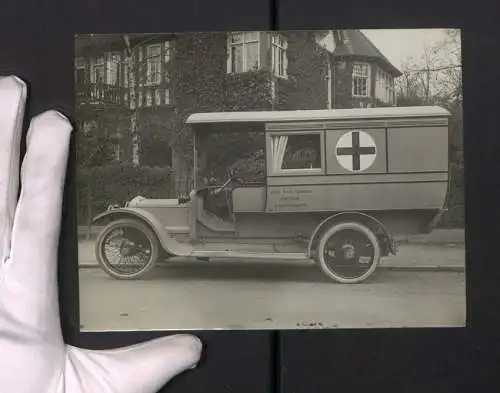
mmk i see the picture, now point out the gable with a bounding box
[333,30,401,77]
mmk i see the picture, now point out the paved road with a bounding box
[79,244,466,331]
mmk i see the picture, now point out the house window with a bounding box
[107,52,121,85]
[352,62,370,97]
[269,133,323,174]
[91,56,105,84]
[375,69,382,100]
[137,48,144,86]
[385,73,391,103]
[75,58,86,86]
[388,76,394,104]
[163,41,172,85]
[146,90,152,106]
[146,44,162,85]
[271,33,288,78]
[165,89,170,105]
[155,89,161,105]
[227,31,260,73]
[164,41,171,62]
[375,68,395,104]
[123,63,129,87]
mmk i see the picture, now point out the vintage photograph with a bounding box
[75,29,465,331]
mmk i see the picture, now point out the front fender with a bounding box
[92,208,191,257]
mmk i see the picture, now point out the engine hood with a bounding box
[126,195,187,208]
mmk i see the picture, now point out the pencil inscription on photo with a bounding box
[75,29,465,331]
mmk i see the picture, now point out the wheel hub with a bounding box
[342,244,356,260]
[119,240,138,257]
[318,224,381,283]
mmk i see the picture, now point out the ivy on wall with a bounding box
[168,33,273,163]
[275,31,329,111]
[162,31,332,175]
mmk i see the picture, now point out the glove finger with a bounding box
[5,110,72,336]
[0,76,26,265]
[65,334,202,393]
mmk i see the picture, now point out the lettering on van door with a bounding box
[335,130,377,172]
[271,187,313,210]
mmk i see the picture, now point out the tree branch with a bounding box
[401,65,462,74]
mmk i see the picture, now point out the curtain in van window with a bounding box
[271,135,288,172]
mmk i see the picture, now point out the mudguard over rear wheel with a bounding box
[316,221,381,284]
[95,218,160,280]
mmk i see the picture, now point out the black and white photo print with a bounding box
[75,29,465,331]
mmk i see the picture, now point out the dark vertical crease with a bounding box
[271,0,278,30]
[270,1,281,390]
[272,330,282,393]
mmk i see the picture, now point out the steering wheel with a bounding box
[212,176,234,196]
[211,168,242,195]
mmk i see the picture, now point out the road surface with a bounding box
[78,243,466,331]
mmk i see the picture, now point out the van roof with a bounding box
[186,106,451,125]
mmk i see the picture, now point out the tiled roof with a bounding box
[333,30,402,76]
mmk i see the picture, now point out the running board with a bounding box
[189,250,311,260]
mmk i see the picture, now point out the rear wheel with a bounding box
[95,218,160,279]
[316,221,381,284]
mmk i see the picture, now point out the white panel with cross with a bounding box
[325,128,387,175]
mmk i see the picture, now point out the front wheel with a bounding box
[316,221,381,284]
[95,218,160,280]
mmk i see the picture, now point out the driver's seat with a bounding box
[189,190,236,236]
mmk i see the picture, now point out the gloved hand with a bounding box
[0,75,202,393]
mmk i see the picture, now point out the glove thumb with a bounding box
[65,334,202,393]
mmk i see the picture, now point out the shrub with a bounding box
[77,163,177,224]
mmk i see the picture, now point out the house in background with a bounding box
[75,30,401,189]
[75,34,176,167]
[327,29,402,109]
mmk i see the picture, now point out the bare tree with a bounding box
[395,29,464,227]
[396,29,462,106]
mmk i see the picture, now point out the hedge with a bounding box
[437,161,465,228]
[77,163,180,224]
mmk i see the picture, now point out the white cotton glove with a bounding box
[0,75,202,393]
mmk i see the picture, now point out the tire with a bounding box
[95,218,160,280]
[316,221,381,284]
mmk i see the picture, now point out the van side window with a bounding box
[270,133,322,172]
